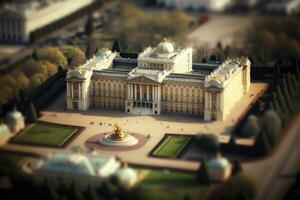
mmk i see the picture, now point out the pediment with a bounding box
[128,75,159,84]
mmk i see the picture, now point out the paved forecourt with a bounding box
[1,83,267,171]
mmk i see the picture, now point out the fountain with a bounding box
[99,124,138,147]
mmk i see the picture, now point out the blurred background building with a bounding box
[0,0,94,43]
[265,0,300,15]
[156,0,232,11]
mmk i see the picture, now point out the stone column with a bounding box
[158,86,161,101]
[71,83,74,98]
[139,84,143,101]
[67,83,69,97]
[79,83,81,99]
[209,92,212,109]
[152,85,154,101]
[216,93,219,109]
[129,84,132,99]
[154,86,157,101]
[134,84,137,100]
[82,83,85,99]
[147,85,149,101]
[130,84,133,100]
[127,84,130,99]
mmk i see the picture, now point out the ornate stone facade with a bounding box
[66,40,251,121]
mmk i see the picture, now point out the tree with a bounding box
[196,133,220,153]
[61,46,86,68]
[85,184,99,200]
[271,92,281,114]
[276,85,289,115]
[182,194,192,200]
[282,77,294,111]
[36,46,67,68]
[12,71,30,92]
[209,55,217,61]
[197,160,210,184]
[68,181,84,200]
[287,73,298,105]
[144,0,157,6]
[29,73,46,90]
[260,109,282,147]
[226,135,236,152]
[253,132,271,156]
[216,173,257,200]
[85,42,94,59]
[216,41,223,51]
[243,18,300,64]
[112,40,121,52]
[85,13,95,36]
[27,102,38,123]
[232,159,243,176]
[43,178,59,200]
[107,3,193,52]
[241,115,260,138]
[252,100,263,115]
[41,61,57,77]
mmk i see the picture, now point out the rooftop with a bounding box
[37,152,120,177]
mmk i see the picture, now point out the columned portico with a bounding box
[125,81,161,115]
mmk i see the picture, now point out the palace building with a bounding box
[66,40,251,121]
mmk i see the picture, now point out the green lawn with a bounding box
[153,135,191,157]
[139,170,210,200]
[11,122,78,147]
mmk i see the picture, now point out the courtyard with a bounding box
[1,83,268,171]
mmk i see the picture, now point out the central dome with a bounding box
[208,155,229,170]
[156,39,174,54]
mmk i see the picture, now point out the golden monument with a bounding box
[99,123,138,146]
[109,124,127,141]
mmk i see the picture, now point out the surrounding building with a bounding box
[0,120,11,145]
[66,39,251,121]
[265,0,300,15]
[156,0,232,11]
[5,107,25,134]
[207,153,231,181]
[115,162,138,188]
[0,0,94,43]
[35,152,120,178]
[32,152,139,187]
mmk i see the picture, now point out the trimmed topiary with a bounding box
[253,131,272,156]
[241,115,260,138]
[197,160,211,184]
[215,173,257,200]
[196,133,220,153]
[232,159,243,176]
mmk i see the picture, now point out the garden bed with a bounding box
[10,122,82,148]
[150,134,192,158]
